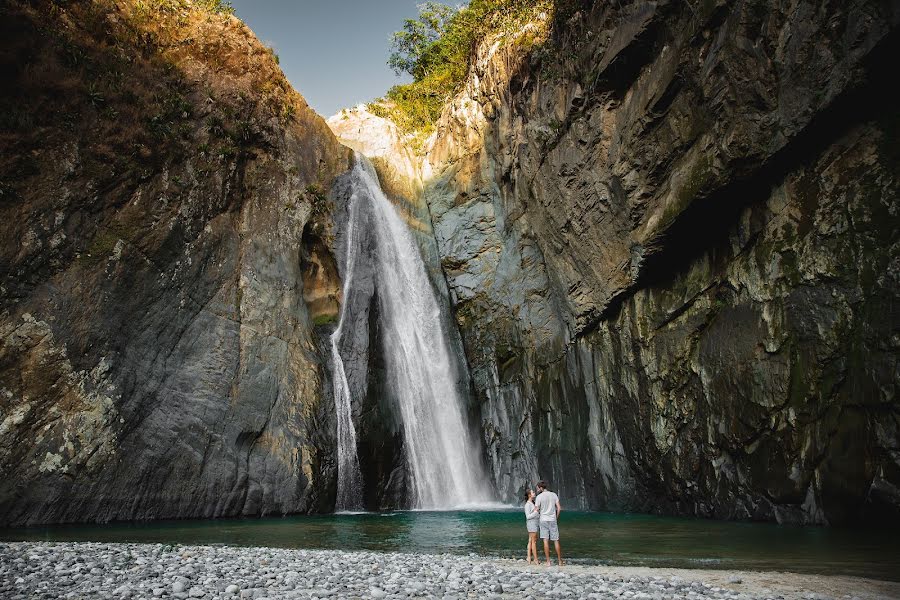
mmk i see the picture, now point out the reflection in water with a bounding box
[2,511,898,581]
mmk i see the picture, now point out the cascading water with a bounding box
[330,153,494,509]
[330,187,365,512]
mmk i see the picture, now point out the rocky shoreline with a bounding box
[1,542,898,600]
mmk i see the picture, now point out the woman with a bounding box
[524,488,540,564]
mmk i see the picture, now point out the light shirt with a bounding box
[524,500,538,521]
[534,490,559,522]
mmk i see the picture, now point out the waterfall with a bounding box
[331,187,365,512]
[330,153,494,509]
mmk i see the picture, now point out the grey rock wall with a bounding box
[418,0,900,524]
[0,1,350,526]
[3,0,897,528]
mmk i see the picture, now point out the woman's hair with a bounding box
[523,488,533,501]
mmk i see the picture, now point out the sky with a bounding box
[229,0,421,118]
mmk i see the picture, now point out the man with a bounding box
[533,480,563,566]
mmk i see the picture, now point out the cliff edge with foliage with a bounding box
[336,0,900,525]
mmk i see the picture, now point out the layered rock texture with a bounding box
[442,0,900,525]
[0,0,349,525]
[338,0,900,525]
[2,0,898,528]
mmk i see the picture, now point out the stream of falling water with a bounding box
[331,185,364,511]
[331,154,493,510]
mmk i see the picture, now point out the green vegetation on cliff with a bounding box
[371,0,551,140]
[135,0,235,16]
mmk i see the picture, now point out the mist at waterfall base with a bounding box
[329,154,494,511]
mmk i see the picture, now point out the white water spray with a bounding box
[330,189,364,511]
[330,154,493,509]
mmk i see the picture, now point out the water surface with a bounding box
[2,510,897,581]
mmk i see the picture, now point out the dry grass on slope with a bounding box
[0,0,324,174]
[0,0,344,291]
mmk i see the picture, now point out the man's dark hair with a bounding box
[537,480,547,490]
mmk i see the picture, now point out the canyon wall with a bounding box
[0,0,348,525]
[416,0,900,524]
[1,0,897,527]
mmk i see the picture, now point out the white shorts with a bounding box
[539,520,559,541]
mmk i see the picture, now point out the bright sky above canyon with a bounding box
[230,0,421,118]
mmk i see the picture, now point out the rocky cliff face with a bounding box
[0,0,349,525]
[2,0,897,528]
[337,0,900,525]
[432,0,900,525]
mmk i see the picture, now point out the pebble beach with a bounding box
[2,542,899,600]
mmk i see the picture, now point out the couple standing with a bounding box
[524,480,563,566]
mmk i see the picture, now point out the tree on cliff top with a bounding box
[388,2,458,79]
[373,0,550,141]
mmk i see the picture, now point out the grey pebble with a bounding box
[0,541,832,600]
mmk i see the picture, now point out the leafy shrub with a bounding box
[313,313,338,326]
[305,184,332,216]
[376,0,551,138]
[270,48,280,65]
[135,0,234,16]
[195,0,235,15]
[280,101,296,124]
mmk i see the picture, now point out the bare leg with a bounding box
[543,537,551,566]
[526,533,533,563]
[555,540,564,566]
